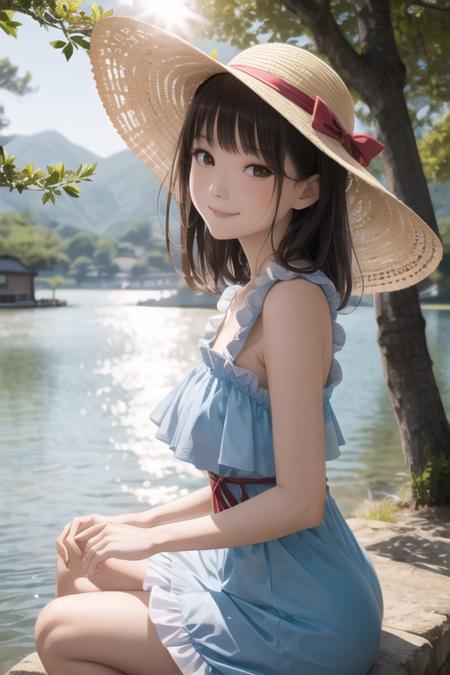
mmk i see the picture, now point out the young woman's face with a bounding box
[188,122,309,240]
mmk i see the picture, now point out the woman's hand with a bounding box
[73,521,159,578]
[56,513,110,563]
[56,511,159,565]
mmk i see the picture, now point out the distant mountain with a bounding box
[0,130,448,237]
[0,130,172,237]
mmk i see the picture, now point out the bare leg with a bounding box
[35,589,182,675]
[37,656,125,674]
[36,550,182,674]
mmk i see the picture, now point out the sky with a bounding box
[0,1,374,161]
[0,0,239,158]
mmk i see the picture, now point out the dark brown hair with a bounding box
[159,72,362,311]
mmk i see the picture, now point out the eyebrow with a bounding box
[193,134,264,154]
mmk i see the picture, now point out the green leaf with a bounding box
[50,40,67,49]
[0,9,22,36]
[0,10,16,20]
[71,35,90,49]
[63,185,81,198]
[53,162,65,178]
[42,192,51,205]
[46,171,60,186]
[0,21,19,38]
[3,150,16,165]
[91,3,101,21]
[68,0,84,11]
[54,5,65,19]
[80,163,96,178]
[62,42,74,61]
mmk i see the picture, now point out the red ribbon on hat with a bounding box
[229,63,384,168]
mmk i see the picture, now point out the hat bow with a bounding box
[230,63,384,168]
[311,96,384,168]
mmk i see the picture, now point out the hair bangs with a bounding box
[191,73,289,179]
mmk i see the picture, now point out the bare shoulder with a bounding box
[262,276,331,336]
[261,276,332,386]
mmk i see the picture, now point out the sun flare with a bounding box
[119,0,208,37]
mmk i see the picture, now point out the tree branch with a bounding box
[282,0,374,97]
[353,0,407,89]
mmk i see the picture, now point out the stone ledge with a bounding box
[358,502,450,675]
[6,503,450,675]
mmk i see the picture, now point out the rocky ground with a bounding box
[5,500,450,675]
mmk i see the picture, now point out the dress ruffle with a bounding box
[143,551,212,674]
[201,261,346,394]
[149,262,346,472]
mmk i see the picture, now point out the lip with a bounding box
[208,205,239,217]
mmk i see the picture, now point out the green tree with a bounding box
[0,1,114,203]
[129,257,149,280]
[70,255,92,284]
[117,241,136,257]
[94,237,119,278]
[129,251,171,280]
[418,110,450,183]
[147,251,171,272]
[0,210,67,269]
[65,231,97,261]
[186,0,450,505]
[43,274,66,300]
[119,220,152,248]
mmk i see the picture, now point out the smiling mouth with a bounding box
[208,206,239,216]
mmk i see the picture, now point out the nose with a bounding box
[208,180,229,200]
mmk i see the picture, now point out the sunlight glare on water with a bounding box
[0,287,449,673]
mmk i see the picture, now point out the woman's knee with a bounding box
[56,548,149,594]
[55,548,87,596]
[35,598,68,655]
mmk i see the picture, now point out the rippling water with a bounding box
[0,288,449,673]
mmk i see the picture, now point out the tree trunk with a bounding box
[287,0,450,505]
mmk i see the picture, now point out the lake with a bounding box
[0,288,449,673]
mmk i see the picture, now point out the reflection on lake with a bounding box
[0,288,449,673]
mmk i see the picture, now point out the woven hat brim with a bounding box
[89,16,443,295]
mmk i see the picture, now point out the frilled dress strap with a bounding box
[217,262,347,459]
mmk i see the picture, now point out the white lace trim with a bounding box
[143,553,210,674]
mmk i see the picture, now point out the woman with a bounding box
[34,15,442,675]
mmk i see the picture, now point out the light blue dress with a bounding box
[143,261,384,675]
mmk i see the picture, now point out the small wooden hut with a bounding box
[0,255,37,305]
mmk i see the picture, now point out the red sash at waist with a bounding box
[207,471,330,513]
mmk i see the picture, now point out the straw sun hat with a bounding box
[89,16,442,294]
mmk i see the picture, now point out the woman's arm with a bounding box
[147,278,330,553]
[113,482,213,528]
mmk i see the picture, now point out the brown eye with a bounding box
[245,164,272,178]
[191,149,213,166]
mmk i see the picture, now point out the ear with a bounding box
[292,173,320,210]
